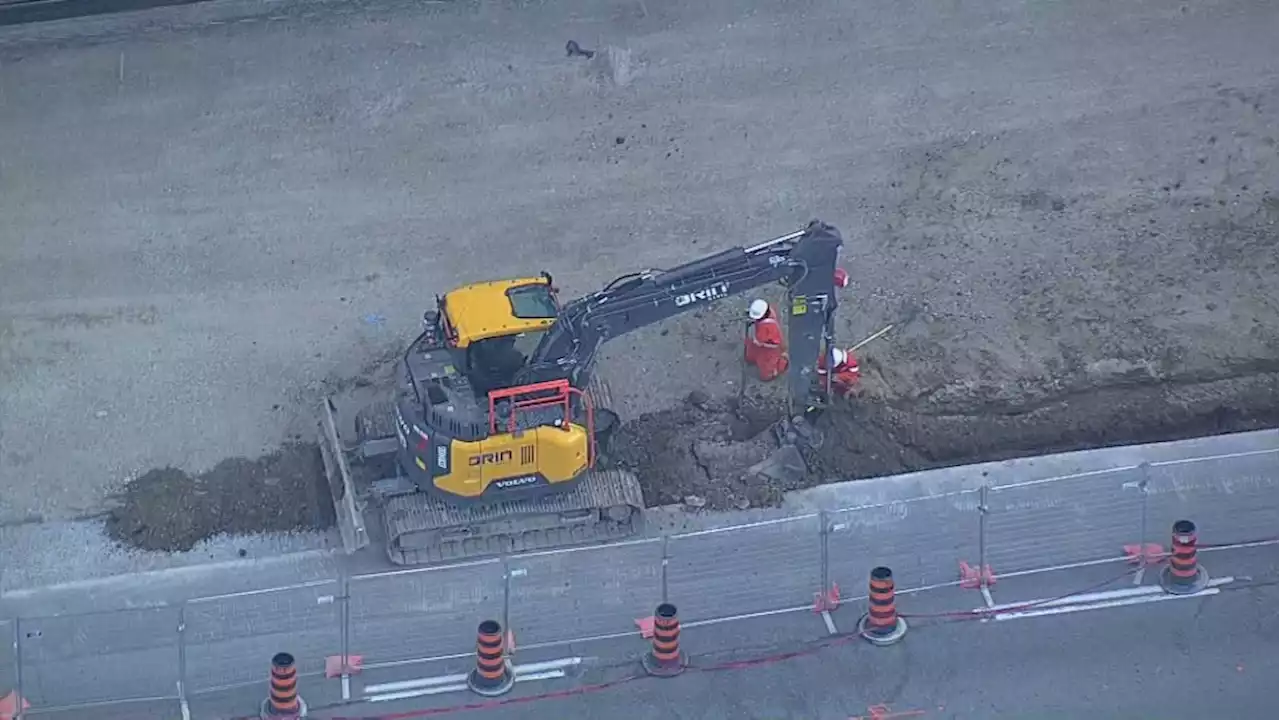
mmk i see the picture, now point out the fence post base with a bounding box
[1158,565,1209,595]
[467,659,515,697]
[260,698,308,719]
[856,614,908,646]
[641,650,688,677]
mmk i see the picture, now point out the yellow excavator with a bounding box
[319,220,846,564]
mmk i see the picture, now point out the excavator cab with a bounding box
[420,273,608,495]
[434,275,560,397]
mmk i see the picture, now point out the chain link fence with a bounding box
[1,454,1275,718]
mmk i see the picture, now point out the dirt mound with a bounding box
[104,442,335,552]
[612,371,1279,509]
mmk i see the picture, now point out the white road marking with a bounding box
[980,586,995,608]
[368,682,467,701]
[683,604,815,628]
[988,446,1277,492]
[1150,448,1278,468]
[366,669,569,702]
[995,538,1274,584]
[980,576,1232,614]
[668,514,817,540]
[821,610,837,635]
[189,577,335,602]
[1201,539,1278,552]
[976,576,1233,621]
[364,657,582,696]
[351,556,501,581]
[993,587,1220,621]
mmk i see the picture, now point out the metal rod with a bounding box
[850,323,895,352]
[818,510,830,596]
[818,308,836,406]
[176,605,188,713]
[176,604,188,717]
[978,484,990,591]
[661,535,670,604]
[13,618,24,720]
[340,574,352,698]
[501,557,512,655]
[1138,462,1150,552]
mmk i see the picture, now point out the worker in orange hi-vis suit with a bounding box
[816,347,861,397]
[744,298,790,382]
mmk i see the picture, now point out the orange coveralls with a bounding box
[816,349,861,397]
[744,305,790,382]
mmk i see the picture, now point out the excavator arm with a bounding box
[523,219,845,415]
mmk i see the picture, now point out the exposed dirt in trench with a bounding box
[102,366,1278,551]
[610,371,1279,510]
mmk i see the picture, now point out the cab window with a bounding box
[506,284,558,319]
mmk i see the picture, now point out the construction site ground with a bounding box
[0,0,1275,571]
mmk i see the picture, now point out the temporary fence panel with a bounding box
[14,606,180,710]
[506,538,664,647]
[187,663,343,720]
[986,469,1143,573]
[348,560,505,668]
[24,698,181,720]
[827,491,980,596]
[1144,451,1280,547]
[183,580,340,694]
[665,515,823,623]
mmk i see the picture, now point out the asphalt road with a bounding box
[318,545,1280,720]
[12,546,1276,720]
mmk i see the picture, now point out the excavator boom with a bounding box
[525,219,844,414]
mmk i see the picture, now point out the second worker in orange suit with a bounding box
[744,298,790,382]
[816,347,861,397]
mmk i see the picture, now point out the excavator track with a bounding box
[381,465,644,565]
[332,373,645,566]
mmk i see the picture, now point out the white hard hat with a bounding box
[748,299,769,321]
[830,348,847,366]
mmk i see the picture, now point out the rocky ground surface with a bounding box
[0,0,1275,556]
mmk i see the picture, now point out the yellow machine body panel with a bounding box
[434,423,591,498]
[442,277,557,348]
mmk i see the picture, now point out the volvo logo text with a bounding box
[494,475,539,489]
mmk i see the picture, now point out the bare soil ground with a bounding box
[2,0,1276,556]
